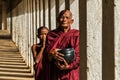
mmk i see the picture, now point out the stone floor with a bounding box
[0,30,34,80]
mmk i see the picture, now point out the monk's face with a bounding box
[59,11,73,29]
[38,28,48,41]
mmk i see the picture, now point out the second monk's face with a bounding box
[39,29,48,41]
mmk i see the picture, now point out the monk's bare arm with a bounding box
[32,44,45,63]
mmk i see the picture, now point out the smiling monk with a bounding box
[42,9,80,80]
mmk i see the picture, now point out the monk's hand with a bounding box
[55,58,69,70]
[42,35,46,48]
[50,49,64,61]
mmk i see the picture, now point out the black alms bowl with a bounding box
[58,48,75,64]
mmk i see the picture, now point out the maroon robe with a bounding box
[34,45,44,80]
[42,27,80,80]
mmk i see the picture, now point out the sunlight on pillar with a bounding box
[70,0,79,29]
[59,0,65,12]
[114,0,120,80]
[87,0,102,80]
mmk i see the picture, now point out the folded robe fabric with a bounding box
[42,27,80,80]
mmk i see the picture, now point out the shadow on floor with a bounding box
[0,35,11,39]
[0,30,11,39]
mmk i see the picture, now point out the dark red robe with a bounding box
[33,44,44,80]
[42,27,80,80]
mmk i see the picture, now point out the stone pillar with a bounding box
[50,0,56,30]
[44,0,49,27]
[27,0,34,74]
[0,5,2,30]
[2,4,4,30]
[70,0,79,29]
[87,0,102,80]
[114,0,120,80]
[59,0,65,11]
[2,2,7,30]
[40,0,43,26]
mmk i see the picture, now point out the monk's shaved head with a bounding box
[58,9,73,18]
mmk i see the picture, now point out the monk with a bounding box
[31,26,49,80]
[42,9,80,80]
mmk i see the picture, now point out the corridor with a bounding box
[0,30,34,80]
[1,0,120,80]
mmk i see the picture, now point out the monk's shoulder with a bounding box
[71,29,79,35]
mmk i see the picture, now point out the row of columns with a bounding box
[6,0,120,79]
[7,0,79,75]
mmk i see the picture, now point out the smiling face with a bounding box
[58,10,74,30]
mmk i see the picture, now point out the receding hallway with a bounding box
[0,30,34,80]
[1,0,120,80]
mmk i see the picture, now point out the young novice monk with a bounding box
[31,26,48,80]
